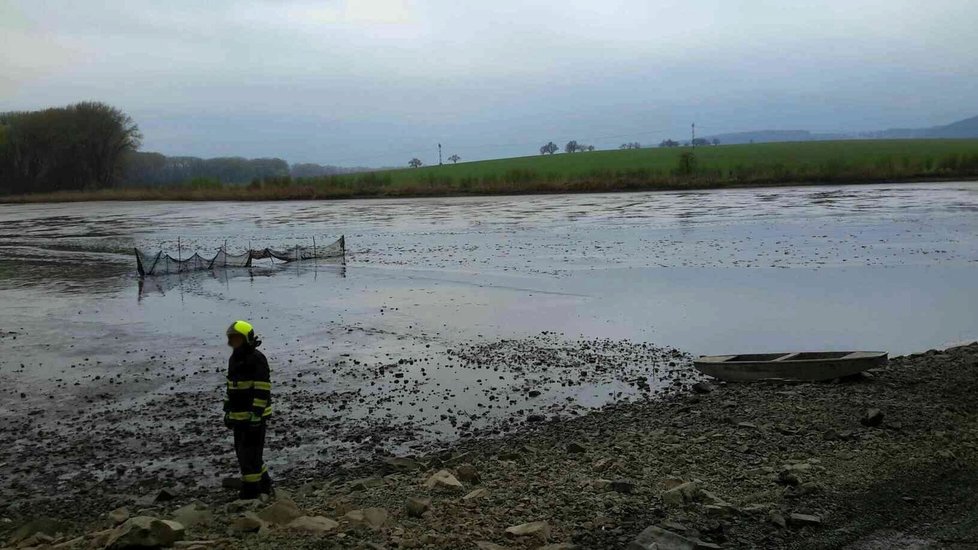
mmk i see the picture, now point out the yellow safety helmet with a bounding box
[226,320,256,345]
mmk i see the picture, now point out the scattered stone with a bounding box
[786,482,823,498]
[661,478,685,491]
[498,452,522,462]
[590,479,612,491]
[740,503,771,515]
[692,381,715,394]
[464,488,490,500]
[89,528,116,547]
[628,526,696,550]
[778,471,802,486]
[566,442,587,454]
[7,518,71,545]
[703,505,733,518]
[475,542,508,550]
[861,408,884,427]
[51,535,86,549]
[425,469,464,491]
[769,510,787,529]
[537,544,578,550]
[273,488,295,504]
[229,512,266,534]
[348,477,385,491]
[788,513,822,527]
[611,479,637,494]
[443,451,473,466]
[382,457,422,473]
[18,533,56,547]
[154,488,177,503]
[661,481,700,508]
[660,521,689,533]
[257,500,304,525]
[406,497,431,518]
[285,516,339,534]
[345,508,389,530]
[108,507,131,526]
[527,414,546,423]
[106,516,185,549]
[698,490,729,506]
[171,501,212,528]
[505,521,551,541]
[456,463,481,483]
[527,390,542,398]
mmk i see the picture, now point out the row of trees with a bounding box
[660,138,720,147]
[127,156,368,186]
[538,138,721,155]
[408,153,462,168]
[124,153,290,186]
[0,102,142,194]
[539,141,597,155]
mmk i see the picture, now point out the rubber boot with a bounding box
[260,472,274,496]
[238,481,261,501]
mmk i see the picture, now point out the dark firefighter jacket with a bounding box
[225,343,272,426]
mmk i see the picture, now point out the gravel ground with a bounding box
[3,343,978,549]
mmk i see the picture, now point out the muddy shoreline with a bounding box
[4,343,977,549]
[3,175,978,205]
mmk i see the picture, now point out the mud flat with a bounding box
[3,343,977,549]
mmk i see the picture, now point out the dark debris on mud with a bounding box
[0,335,698,525]
[3,343,978,549]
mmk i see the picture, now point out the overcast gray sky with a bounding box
[2,0,976,166]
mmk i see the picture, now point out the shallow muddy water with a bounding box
[1,182,977,498]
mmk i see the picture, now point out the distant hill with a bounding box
[864,115,978,139]
[699,130,843,145]
[705,115,978,145]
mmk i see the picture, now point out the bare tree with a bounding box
[565,140,579,153]
[711,138,720,146]
[448,154,461,164]
[408,158,422,168]
[539,142,559,155]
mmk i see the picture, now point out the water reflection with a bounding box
[136,260,347,300]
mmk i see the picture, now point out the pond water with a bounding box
[1,182,977,482]
[2,182,976,360]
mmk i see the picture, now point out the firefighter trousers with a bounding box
[233,423,268,496]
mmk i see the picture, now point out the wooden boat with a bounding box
[694,351,887,382]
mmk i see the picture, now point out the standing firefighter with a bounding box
[224,320,273,499]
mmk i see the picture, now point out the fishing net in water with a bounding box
[136,236,344,276]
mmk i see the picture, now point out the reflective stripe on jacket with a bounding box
[224,345,272,425]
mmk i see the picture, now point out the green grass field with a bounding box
[5,139,978,203]
[332,139,978,193]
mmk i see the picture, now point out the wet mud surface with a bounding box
[1,183,978,521]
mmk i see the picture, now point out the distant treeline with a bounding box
[123,153,370,188]
[8,140,978,204]
[0,102,142,194]
[0,102,370,195]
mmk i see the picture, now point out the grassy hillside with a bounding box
[4,139,978,203]
[362,139,978,186]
